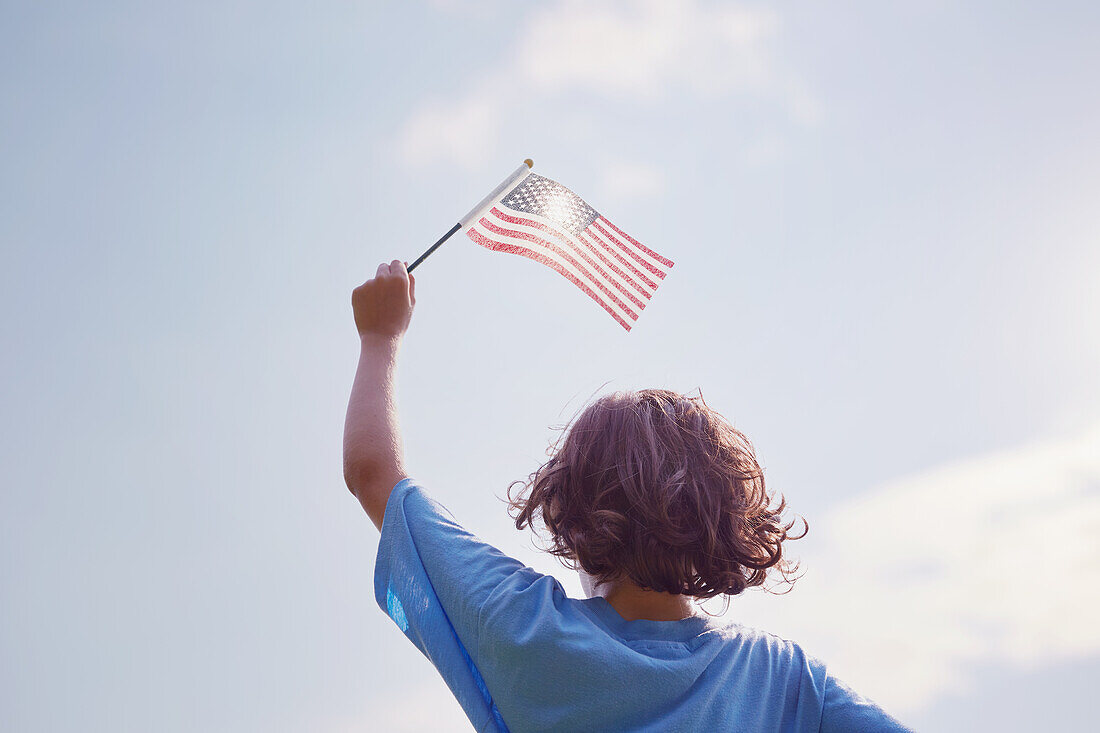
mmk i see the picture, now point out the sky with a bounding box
[2,1,1098,730]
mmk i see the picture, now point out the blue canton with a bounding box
[500,174,600,236]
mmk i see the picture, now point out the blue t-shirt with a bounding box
[374,478,911,732]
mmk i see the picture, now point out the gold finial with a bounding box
[524,158,534,169]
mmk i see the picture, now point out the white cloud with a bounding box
[396,0,801,170]
[714,421,1100,714]
[515,0,777,99]
[397,83,501,170]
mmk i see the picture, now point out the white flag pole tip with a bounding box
[407,160,535,273]
[457,162,534,229]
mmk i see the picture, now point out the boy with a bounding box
[344,260,911,732]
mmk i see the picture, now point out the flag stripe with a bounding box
[470,221,636,329]
[572,232,652,304]
[599,216,676,268]
[471,216,638,326]
[466,227,633,331]
[589,219,668,279]
[582,226,660,289]
[491,206,653,300]
[488,208,650,311]
[477,215,639,321]
[576,230,656,295]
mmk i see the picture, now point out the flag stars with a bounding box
[502,174,599,236]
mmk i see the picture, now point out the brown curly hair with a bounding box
[507,389,807,599]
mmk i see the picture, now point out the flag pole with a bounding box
[406,223,460,273]
[406,158,533,273]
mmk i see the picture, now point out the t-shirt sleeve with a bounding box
[819,671,914,733]
[373,478,525,732]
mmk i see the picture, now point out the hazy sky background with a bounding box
[3,1,1099,731]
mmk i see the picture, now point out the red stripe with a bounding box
[579,228,659,290]
[599,216,675,268]
[490,206,658,294]
[576,231,653,298]
[478,216,639,321]
[491,207,650,298]
[467,227,633,331]
[572,233,650,308]
[589,220,667,280]
[488,208,648,312]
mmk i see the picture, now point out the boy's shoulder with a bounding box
[479,568,823,667]
[481,564,567,614]
[696,617,826,668]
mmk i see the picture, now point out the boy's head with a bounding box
[509,389,807,599]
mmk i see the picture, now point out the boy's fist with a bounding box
[352,260,416,339]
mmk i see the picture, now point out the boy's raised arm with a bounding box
[343,259,416,531]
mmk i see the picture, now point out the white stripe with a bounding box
[485,208,651,313]
[585,223,667,288]
[488,209,654,305]
[575,230,655,302]
[592,216,671,276]
[472,215,639,322]
[470,217,639,323]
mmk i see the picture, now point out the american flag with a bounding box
[464,172,674,331]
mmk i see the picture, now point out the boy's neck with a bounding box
[596,579,697,622]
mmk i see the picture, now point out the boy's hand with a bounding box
[352,260,416,339]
